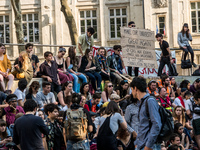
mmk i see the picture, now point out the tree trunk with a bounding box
[60,0,78,45]
[11,0,25,53]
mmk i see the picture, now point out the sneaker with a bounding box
[193,63,197,68]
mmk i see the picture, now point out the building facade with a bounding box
[1,0,200,67]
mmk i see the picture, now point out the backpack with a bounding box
[64,108,88,140]
[145,96,174,143]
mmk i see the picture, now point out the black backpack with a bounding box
[141,96,174,143]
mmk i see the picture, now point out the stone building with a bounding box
[1,0,200,74]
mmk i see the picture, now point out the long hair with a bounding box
[117,127,130,140]
[80,82,89,95]
[104,81,112,92]
[28,81,40,94]
[104,101,121,115]
[62,81,72,91]
[103,81,113,99]
[181,24,189,38]
[170,77,178,90]
[20,51,29,71]
[116,80,129,98]
[179,80,190,89]
[68,47,76,65]
[0,119,8,139]
[172,106,186,127]
[85,49,92,59]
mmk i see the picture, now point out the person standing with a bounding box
[130,77,162,150]
[76,27,95,57]
[44,103,65,150]
[13,99,49,150]
[178,23,196,67]
[25,43,40,77]
[127,21,139,77]
[156,33,175,76]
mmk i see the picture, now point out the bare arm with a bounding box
[86,60,92,69]
[185,136,190,149]
[120,116,127,130]
[57,92,66,107]
[63,128,67,148]
[78,44,84,56]
[186,110,192,119]
[185,121,193,130]
[42,137,48,150]
[101,91,108,103]
[18,100,24,107]
[66,57,76,74]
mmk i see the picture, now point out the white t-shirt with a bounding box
[36,91,56,108]
[14,88,26,102]
[174,97,183,107]
[184,99,193,111]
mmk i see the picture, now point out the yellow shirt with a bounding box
[0,54,11,74]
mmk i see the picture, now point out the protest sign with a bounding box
[120,27,158,68]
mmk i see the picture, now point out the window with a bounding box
[80,10,97,39]
[0,15,10,43]
[109,8,127,39]
[22,14,39,43]
[191,2,200,33]
[158,16,165,35]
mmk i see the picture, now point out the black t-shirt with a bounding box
[31,55,39,72]
[78,55,95,73]
[13,114,49,150]
[159,40,169,56]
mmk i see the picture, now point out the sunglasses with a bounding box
[108,85,113,88]
[131,25,136,27]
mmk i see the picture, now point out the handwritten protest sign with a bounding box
[120,27,158,68]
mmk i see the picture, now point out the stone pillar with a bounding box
[100,0,106,46]
[171,0,179,48]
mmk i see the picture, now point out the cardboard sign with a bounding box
[121,27,158,68]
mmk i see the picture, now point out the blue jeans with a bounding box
[140,144,161,150]
[67,139,90,150]
[69,72,87,93]
[85,72,102,91]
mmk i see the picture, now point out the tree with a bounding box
[11,0,25,53]
[60,0,78,45]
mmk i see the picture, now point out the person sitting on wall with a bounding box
[107,45,131,87]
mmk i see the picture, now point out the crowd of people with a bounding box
[0,24,199,150]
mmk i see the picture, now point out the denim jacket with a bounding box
[135,93,162,149]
